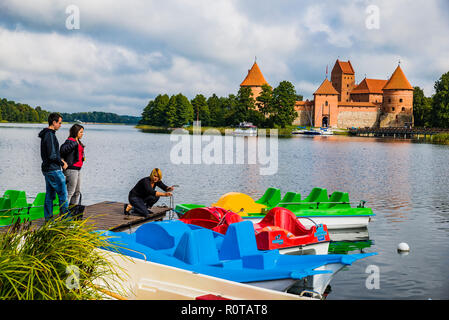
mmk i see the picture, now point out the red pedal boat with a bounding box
[179,206,330,255]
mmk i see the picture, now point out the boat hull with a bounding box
[96,249,312,300]
[243,215,371,230]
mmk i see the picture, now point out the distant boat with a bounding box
[293,128,333,136]
[74,119,84,124]
[233,122,257,136]
[292,126,307,135]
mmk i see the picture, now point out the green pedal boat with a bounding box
[174,187,374,230]
[0,190,61,227]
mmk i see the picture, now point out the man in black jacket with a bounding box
[38,113,69,222]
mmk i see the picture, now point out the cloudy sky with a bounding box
[0,0,448,116]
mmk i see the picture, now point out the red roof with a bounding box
[314,79,339,95]
[351,78,388,94]
[240,62,268,87]
[333,59,355,75]
[383,65,413,90]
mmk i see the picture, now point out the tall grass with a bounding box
[431,133,449,145]
[0,216,128,300]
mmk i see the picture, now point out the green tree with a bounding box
[413,86,433,127]
[191,94,210,126]
[233,87,255,125]
[256,84,273,118]
[270,81,298,128]
[165,95,178,127]
[207,94,224,127]
[175,93,194,127]
[431,71,449,128]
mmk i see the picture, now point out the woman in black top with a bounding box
[124,168,173,217]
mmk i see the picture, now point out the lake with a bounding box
[0,122,448,300]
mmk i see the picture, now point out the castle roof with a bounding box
[333,59,355,75]
[383,65,413,90]
[240,62,268,87]
[314,79,339,95]
[351,78,388,94]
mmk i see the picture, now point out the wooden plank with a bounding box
[0,202,172,233]
[82,201,171,232]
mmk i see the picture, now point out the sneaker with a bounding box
[123,203,130,215]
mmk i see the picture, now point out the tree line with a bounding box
[0,98,140,124]
[413,71,449,128]
[0,98,49,123]
[139,81,302,128]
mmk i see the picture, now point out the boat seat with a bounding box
[136,220,190,252]
[173,228,220,265]
[219,221,259,260]
[280,193,302,211]
[319,191,351,209]
[301,188,329,209]
[3,190,28,208]
[255,188,281,208]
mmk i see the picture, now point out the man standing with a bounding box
[38,113,69,222]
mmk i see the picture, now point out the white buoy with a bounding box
[397,242,410,252]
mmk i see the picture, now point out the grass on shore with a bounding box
[430,133,449,145]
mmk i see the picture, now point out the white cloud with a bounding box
[0,0,447,113]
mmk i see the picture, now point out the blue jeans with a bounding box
[43,170,69,221]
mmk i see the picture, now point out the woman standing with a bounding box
[124,168,174,217]
[60,124,85,206]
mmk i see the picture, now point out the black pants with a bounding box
[129,194,160,217]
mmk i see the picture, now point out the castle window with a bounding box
[392,107,395,111]
[389,98,392,103]
[325,101,328,106]
[399,99,403,103]
[402,107,405,112]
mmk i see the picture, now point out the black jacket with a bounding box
[60,138,84,170]
[38,128,64,172]
[129,177,169,199]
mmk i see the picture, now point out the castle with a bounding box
[240,59,414,128]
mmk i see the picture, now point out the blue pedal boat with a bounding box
[100,220,376,296]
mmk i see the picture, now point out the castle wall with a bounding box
[337,107,379,128]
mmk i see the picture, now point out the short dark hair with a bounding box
[48,113,62,126]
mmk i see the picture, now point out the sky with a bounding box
[0,0,448,116]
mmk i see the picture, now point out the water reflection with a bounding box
[1,124,448,299]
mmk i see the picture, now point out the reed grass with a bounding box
[431,133,449,145]
[0,216,129,300]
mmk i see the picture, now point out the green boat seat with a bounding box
[0,198,22,225]
[319,191,351,209]
[22,193,60,221]
[301,188,329,208]
[255,188,281,207]
[280,192,297,204]
[280,193,303,211]
[3,190,28,208]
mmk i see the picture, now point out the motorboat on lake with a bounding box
[233,122,258,136]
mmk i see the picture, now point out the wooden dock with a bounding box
[349,127,449,139]
[1,201,172,233]
[80,201,172,232]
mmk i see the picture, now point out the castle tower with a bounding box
[381,65,414,127]
[331,59,356,102]
[240,61,269,100]
[313,79,339,127]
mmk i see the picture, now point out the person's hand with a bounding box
[165,192,173,197]
[167,186,174,192]
[62,160,68,170]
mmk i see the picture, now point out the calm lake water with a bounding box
[0,123,448,300]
